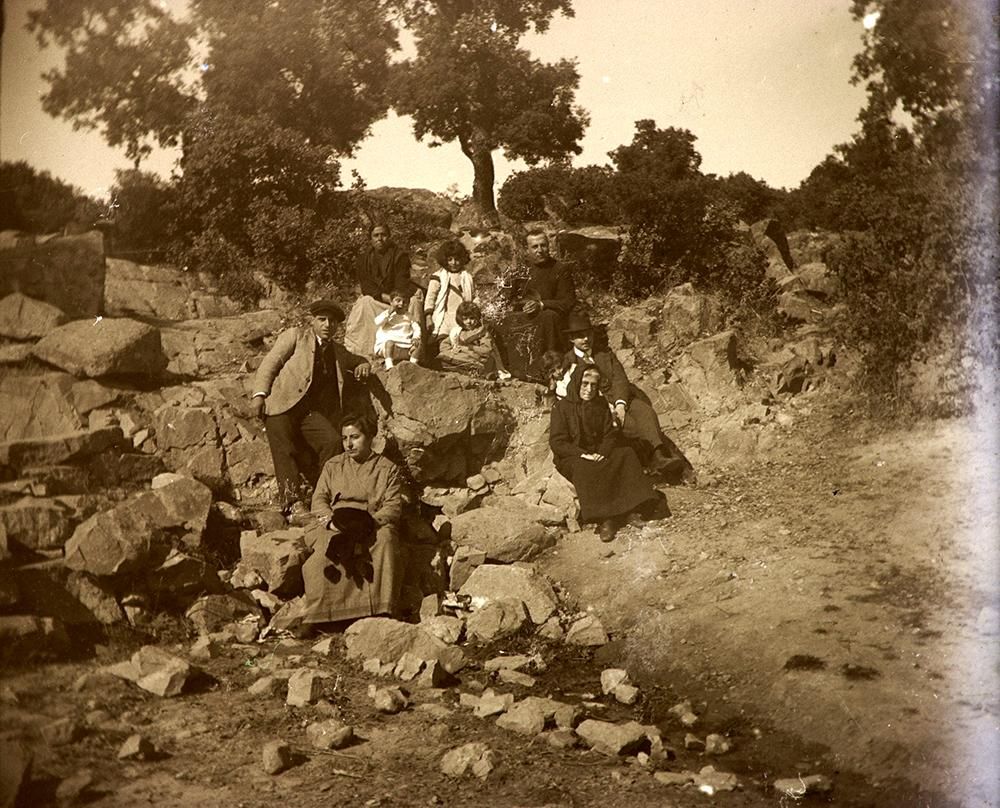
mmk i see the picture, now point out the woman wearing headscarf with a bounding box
[549,365,665,541]
[300,413,403,627]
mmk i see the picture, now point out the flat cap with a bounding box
[307,299,345,321]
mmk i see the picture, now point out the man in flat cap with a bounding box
[251,299,372,517]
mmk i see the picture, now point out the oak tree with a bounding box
[390,0,589,227]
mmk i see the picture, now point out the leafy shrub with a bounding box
[106,168,178,263]
[498,164,618,224]
[829,145,998,411]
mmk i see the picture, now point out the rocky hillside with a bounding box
[1,226,994,806]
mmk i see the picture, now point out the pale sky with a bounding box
[1,0,868,201]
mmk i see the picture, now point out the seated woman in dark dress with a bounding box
[549,365,666,542]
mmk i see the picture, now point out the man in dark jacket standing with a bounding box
[501,230,576,380]
[252,300,371,516]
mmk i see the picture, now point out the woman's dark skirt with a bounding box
[556,445,659,524]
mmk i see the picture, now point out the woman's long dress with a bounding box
[549,397,658,523]
[301,452,403,623]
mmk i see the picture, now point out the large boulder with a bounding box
[150,404,224,487]
[659,284,724,351]
[795,262,841,301]
[374,363,515,483]
[0,499,76,552]
[63,477,212,577]
[777,291,827,323]
[104,259,194,320]
[237,529,307,597]
[606,303,658,351]
[786,229,842,266]
[0,292,67,340]
[749,218,795,274]
[0,372,83,442]
[364,187,457,230]
[32,318,168,378]
[0,231,105,317]
[671,331,744,414]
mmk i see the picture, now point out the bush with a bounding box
[829,144,998,412]
[106,169,179,263]
[498,164,619,224]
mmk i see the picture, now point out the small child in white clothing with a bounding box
[374,289,422,368]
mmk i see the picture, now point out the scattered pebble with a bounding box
[370,685,408,714]
[773,774,833,796]
[117,734,155,761]
[684,733,705,751]
[261,740,293,775]
[305,719,353,750]
[705,734,731,755]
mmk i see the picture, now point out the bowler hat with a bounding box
[564,312,593,335]
[308,299,345,321]
[329,507,376,537]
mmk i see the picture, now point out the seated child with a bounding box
[374,288,422,369]
[438,301,510,379]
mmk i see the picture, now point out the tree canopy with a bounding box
[27,0,399,163]
[389,0,589,225]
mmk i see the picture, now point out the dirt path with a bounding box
[544,401,1000,806]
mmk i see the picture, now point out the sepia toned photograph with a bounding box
[1,1,997,805]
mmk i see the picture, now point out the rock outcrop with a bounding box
[0,231,106,317]
[374,363,515,483]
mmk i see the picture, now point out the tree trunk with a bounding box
[460,133,501,229]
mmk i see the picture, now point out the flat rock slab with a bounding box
[448,505,559,562]
[0,427,123,472]
[32,317,167,378]
[576,719,651,756]
[0,231,105,318]
[344,617,461,669]
[459,565,558,624]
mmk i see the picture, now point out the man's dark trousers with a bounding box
[265,345,342,508]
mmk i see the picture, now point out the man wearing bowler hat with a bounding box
[251,299,372,517]
[561,312,694,482]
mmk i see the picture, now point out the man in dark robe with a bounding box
[500,230,576,380]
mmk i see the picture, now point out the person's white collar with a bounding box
[573,346,593,360]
